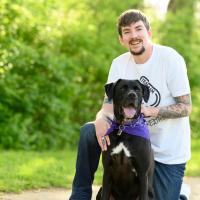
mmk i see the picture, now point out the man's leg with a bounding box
[153,161,186,200]
[69,122,101,200]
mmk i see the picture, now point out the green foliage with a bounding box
[0,0,142,149]
[158,0,200,138]
[0,138,199,192]
[0,0,200,150]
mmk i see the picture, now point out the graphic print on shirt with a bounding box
[140,76,162,127]
[140,76,161,107]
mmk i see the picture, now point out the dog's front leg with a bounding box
[139,175,148,200]
[101,170,112,200]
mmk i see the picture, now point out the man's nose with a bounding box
[130,31,138,38]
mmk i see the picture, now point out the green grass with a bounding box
[185,138,200,176]
[0,150,76,192]
[0,139,199,192]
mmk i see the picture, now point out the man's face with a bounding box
[119,20,152,56]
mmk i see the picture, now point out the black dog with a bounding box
[96,79,154,200]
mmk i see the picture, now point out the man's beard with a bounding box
[130,46,145,56]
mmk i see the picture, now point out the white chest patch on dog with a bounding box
[111,142,131,157]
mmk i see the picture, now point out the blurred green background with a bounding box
[0,0,200,192]
[0,0,199,149]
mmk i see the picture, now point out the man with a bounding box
[69,9,192,200]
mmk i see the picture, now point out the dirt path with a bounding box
[0,177,199,200]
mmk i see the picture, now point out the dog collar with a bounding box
[105,114,150,140]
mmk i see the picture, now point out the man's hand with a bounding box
[141,94,192,119]
[141,105,159,118]
[94,118,111,151]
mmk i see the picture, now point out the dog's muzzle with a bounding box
[122,92,138,119]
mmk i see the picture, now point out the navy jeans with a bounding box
[69,123,101,200]
[153,161,186,200]
[69,122,186,200]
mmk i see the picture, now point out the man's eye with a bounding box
[123,31,130,34]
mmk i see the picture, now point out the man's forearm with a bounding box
[143,94,192,119]
[96,97,114,120]
[158,103,191,119]
[157,94,192,119]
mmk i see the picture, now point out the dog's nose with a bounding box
[128,92,136,98]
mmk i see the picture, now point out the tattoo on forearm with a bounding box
[158,94,192,119]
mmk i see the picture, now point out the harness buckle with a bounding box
[117,125,124,136]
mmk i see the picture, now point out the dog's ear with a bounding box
[141,84,150,103]
[137,80,150,103]
[105,82,114,100]
[104,79,121,101]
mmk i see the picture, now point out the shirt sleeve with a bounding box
[106,59,120,84]
[166,52,190,97]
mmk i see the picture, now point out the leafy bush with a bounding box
[0,0,142,149]
[0,0,199,150]
[158,0,200,138]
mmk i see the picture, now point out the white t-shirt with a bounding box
[107,44,191,164]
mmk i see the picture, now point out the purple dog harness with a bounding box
[105,114,150,140]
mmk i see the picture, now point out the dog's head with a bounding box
[105,79,150,122]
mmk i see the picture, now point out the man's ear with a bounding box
[136,80,150,103]
[119,35,125,47]
[104,79,121,101]
[148,30,152,38]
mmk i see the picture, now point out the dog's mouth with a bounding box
[122,105,136,119]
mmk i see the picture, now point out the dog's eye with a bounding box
[133,86,140,91]
[121,85,128,90]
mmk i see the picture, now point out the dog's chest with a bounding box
[111,142,131,157]
[108,141,138,179]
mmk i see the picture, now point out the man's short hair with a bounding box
[117,9,151,36]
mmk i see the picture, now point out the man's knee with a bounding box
[80,122,97,144]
